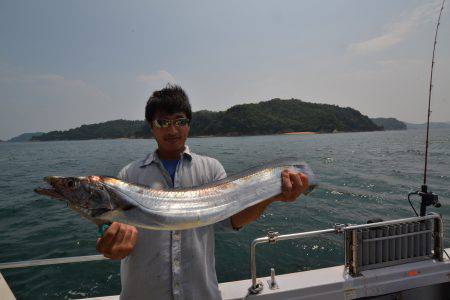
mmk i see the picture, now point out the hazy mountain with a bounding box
[8,132,45,142]
[370,118,406,130]
[32,120,145,141]
[405,122,450,130]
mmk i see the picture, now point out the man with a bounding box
[96,84,309,299]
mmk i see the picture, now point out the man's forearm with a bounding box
[229,170,307,229]
[230,196,279,229]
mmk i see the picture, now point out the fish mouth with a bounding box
[34,176,65,200]
[34,187,64,199]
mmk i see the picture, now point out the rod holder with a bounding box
[267,268,279,290]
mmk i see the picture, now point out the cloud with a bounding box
[348,1,440,54]
[376,58,425,69]
[0,72,115,139]
[0,73,112,102]
[136,70,176,86]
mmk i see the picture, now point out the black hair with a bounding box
[145,84,192,123]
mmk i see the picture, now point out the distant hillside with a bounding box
[32,120,147,141]
[33,99,382,141]
[187,99,381,136]
[9,132,44,142]
[370,118,406,130]
[405,122,450,130]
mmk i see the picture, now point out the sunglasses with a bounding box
[152,118,190,128]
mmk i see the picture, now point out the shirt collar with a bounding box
[140,145,192,167]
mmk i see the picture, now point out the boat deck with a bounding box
[2,215,448,299]
[80,250,450,300]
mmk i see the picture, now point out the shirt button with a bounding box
[173,259,180,268]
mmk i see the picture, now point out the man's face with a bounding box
[150,111,190,155]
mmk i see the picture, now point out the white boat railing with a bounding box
[0,254,108,270]
[248,213,443,294]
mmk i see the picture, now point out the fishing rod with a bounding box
[408,0,445,217]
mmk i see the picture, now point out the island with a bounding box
[370,118,406,131]
[405,122,450,130]
[32,98,382,141]
[8,132,45,142]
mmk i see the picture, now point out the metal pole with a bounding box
[250,237,269,289]
[250,228,335,289]
[351,229,358,275]
[0,255,108,270]
[344,214,440,230]
[434,215,444,261]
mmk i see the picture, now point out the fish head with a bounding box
[35,175,114,220]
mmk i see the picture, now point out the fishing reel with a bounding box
[419,184,441,216]
[408,185,441,217]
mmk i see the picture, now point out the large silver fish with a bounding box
[34,158,317,230]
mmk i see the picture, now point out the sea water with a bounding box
[0,129,449,299]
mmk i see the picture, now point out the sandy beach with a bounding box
[283,132,317,135]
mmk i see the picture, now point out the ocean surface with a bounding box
[1,129,449,299]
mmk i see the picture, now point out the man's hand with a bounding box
[96,222,138,260]
[276,170,309,202]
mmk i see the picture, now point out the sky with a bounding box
[0,0,449,140]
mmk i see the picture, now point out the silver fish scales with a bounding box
[35,158,317,230]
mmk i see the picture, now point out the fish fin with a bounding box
[97,209,127,223]
[173,157,311,191]
[97,207,147,229]
[102,184,138,211]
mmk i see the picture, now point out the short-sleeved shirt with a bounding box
[118,145,234,300]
